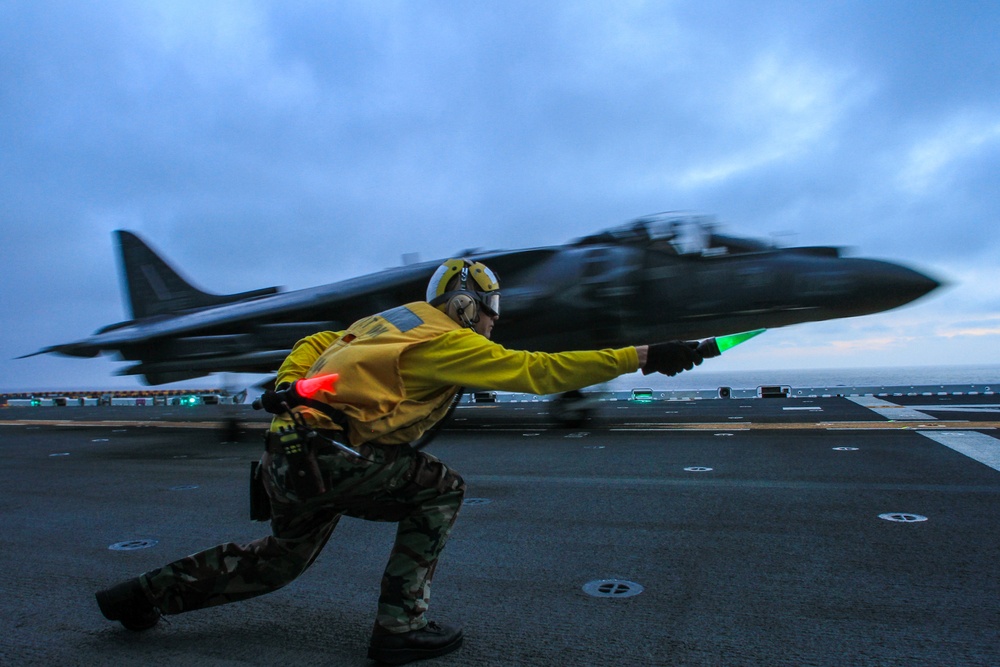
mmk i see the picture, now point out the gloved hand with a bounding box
[642,341,704,376]
[252,382,293,414]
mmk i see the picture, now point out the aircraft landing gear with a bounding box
[551,390,599,428]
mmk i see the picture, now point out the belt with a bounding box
[264,428,367,460]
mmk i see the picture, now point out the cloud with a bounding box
[936,313,1000,339]
[3,1,1000,390]
[940,326,1000,338]
[676,51,868,188]
[829,336,912,352]
[898,113,1000,194]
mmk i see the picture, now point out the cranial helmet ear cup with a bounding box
[446,293,478,326]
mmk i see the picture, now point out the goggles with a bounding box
[478,291,501,318]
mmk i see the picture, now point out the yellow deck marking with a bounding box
[5,419,998,431]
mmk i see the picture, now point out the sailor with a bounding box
[95,258,704,665]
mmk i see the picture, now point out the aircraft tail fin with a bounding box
[116,231,280,319]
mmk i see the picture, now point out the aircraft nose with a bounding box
[865,260,943,309]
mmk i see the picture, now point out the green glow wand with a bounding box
[697,328,766,358]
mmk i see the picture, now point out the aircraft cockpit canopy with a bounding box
[576,212,775,257]
[642,213,715,255]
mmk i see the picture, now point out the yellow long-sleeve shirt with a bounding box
[277,327,638,398]
[273,302,639,443]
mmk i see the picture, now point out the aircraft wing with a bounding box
[34,230,560,384]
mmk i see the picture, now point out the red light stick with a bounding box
[252,373,340,413]
[296,373,339,398]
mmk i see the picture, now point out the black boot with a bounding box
[367,621,463,665]
[95,578,161,631]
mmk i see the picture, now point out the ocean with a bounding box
[603,364,1000,392]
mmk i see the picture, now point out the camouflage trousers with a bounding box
[139,440,466,633]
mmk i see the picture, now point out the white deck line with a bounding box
[919,431,1000,473]
[846,395,937,420]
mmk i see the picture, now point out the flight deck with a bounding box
[1,392,998,666]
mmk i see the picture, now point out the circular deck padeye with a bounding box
[582,579,644,598]
[879,513,928,523]
[109,539,159,551]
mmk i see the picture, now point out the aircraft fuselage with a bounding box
[35,213,941,384]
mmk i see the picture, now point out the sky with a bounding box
[2,0,999,392]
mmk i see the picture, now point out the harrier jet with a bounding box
[33,213,940,385]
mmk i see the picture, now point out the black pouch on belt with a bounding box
[249,460,272,521]
[267,427,327,499]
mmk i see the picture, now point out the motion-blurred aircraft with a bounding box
[33,213,940,385]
